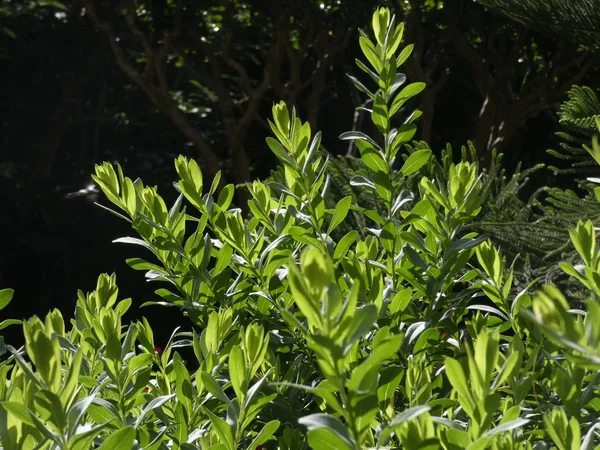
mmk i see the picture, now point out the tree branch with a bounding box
[85,0,221,180]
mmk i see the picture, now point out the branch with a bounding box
[238,28,285,134]
[85,0,221,178]
[222,30,253,95]
[154,0,183,95]
[123,0,155,78]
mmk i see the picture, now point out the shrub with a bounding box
[2,7,600,449]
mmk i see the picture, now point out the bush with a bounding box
[2,7,600,449]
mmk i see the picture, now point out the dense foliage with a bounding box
[2,9,600,449]
[3,0,600,335]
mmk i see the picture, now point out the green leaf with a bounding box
[229,346,246,401]
[355,58,379,83]
[244,374,272,411]
[396,44,415,67]
[372,93,390,134]
[266,137,296,169]
[288,250,329,331]
[372,8,390,47]
[340,304,378,351]
[67,394,96,437]
[491,352,519,391]
[61,349,83,409]
[97,426,135,450]
[204,408,235,450]
[174,353,194,416]
[248,420,280,450]
[217,184,235,211]
[206,445,229,450]
[400,149,432,176]
[0,288,14,310]
[328,196,353,235]
[349,391,379,441]
[380,221,396,253]
[92,163,120,206]
[304,131,322,173]
[27,408,62,446]
[349,175,376,190]
[389,72,407,97]
[386,23,405,59]
[209,170,222,195]
[134,394,176,428]
[379,405,432,444]
[377,366,404,404]
[0,319,21,331]
[444,358,475,417]
[484,418,530,438]
[339,131,382,150]
[439,427,471,449]
[300,414,355,449]
[113,237,156,255]
[473,329,498,389]
[89,398,121,425]
[40,0,67,10]
[476,241,503,286]
[390,124,418,159]
[466,304,508,321]
[23,318,62,392]
[272,101,291,138]
[174,403,190,447]
[69,422,111,450]
[307,428,354,450]
[122,177,137,216]
[373,170,393,203]
[201,372,231,406]
[333,230,359,263]
[390,82,426,116]
[357,142,388,173]
[359,36,383,73]
[347,74,374,99]
[126,258,166,273]
[544,409,570,450]
[1,402,35,427]
[569,220,596,266]
[7,347,45,391]
[175,156,203,210]
[348,358,380,395]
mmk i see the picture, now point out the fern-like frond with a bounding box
[477,0,600,49]
[546,86,600,176]
[558,85,600,134]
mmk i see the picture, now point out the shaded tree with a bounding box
[83,0,372,205]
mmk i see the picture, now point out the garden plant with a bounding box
[2,7,600,449]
